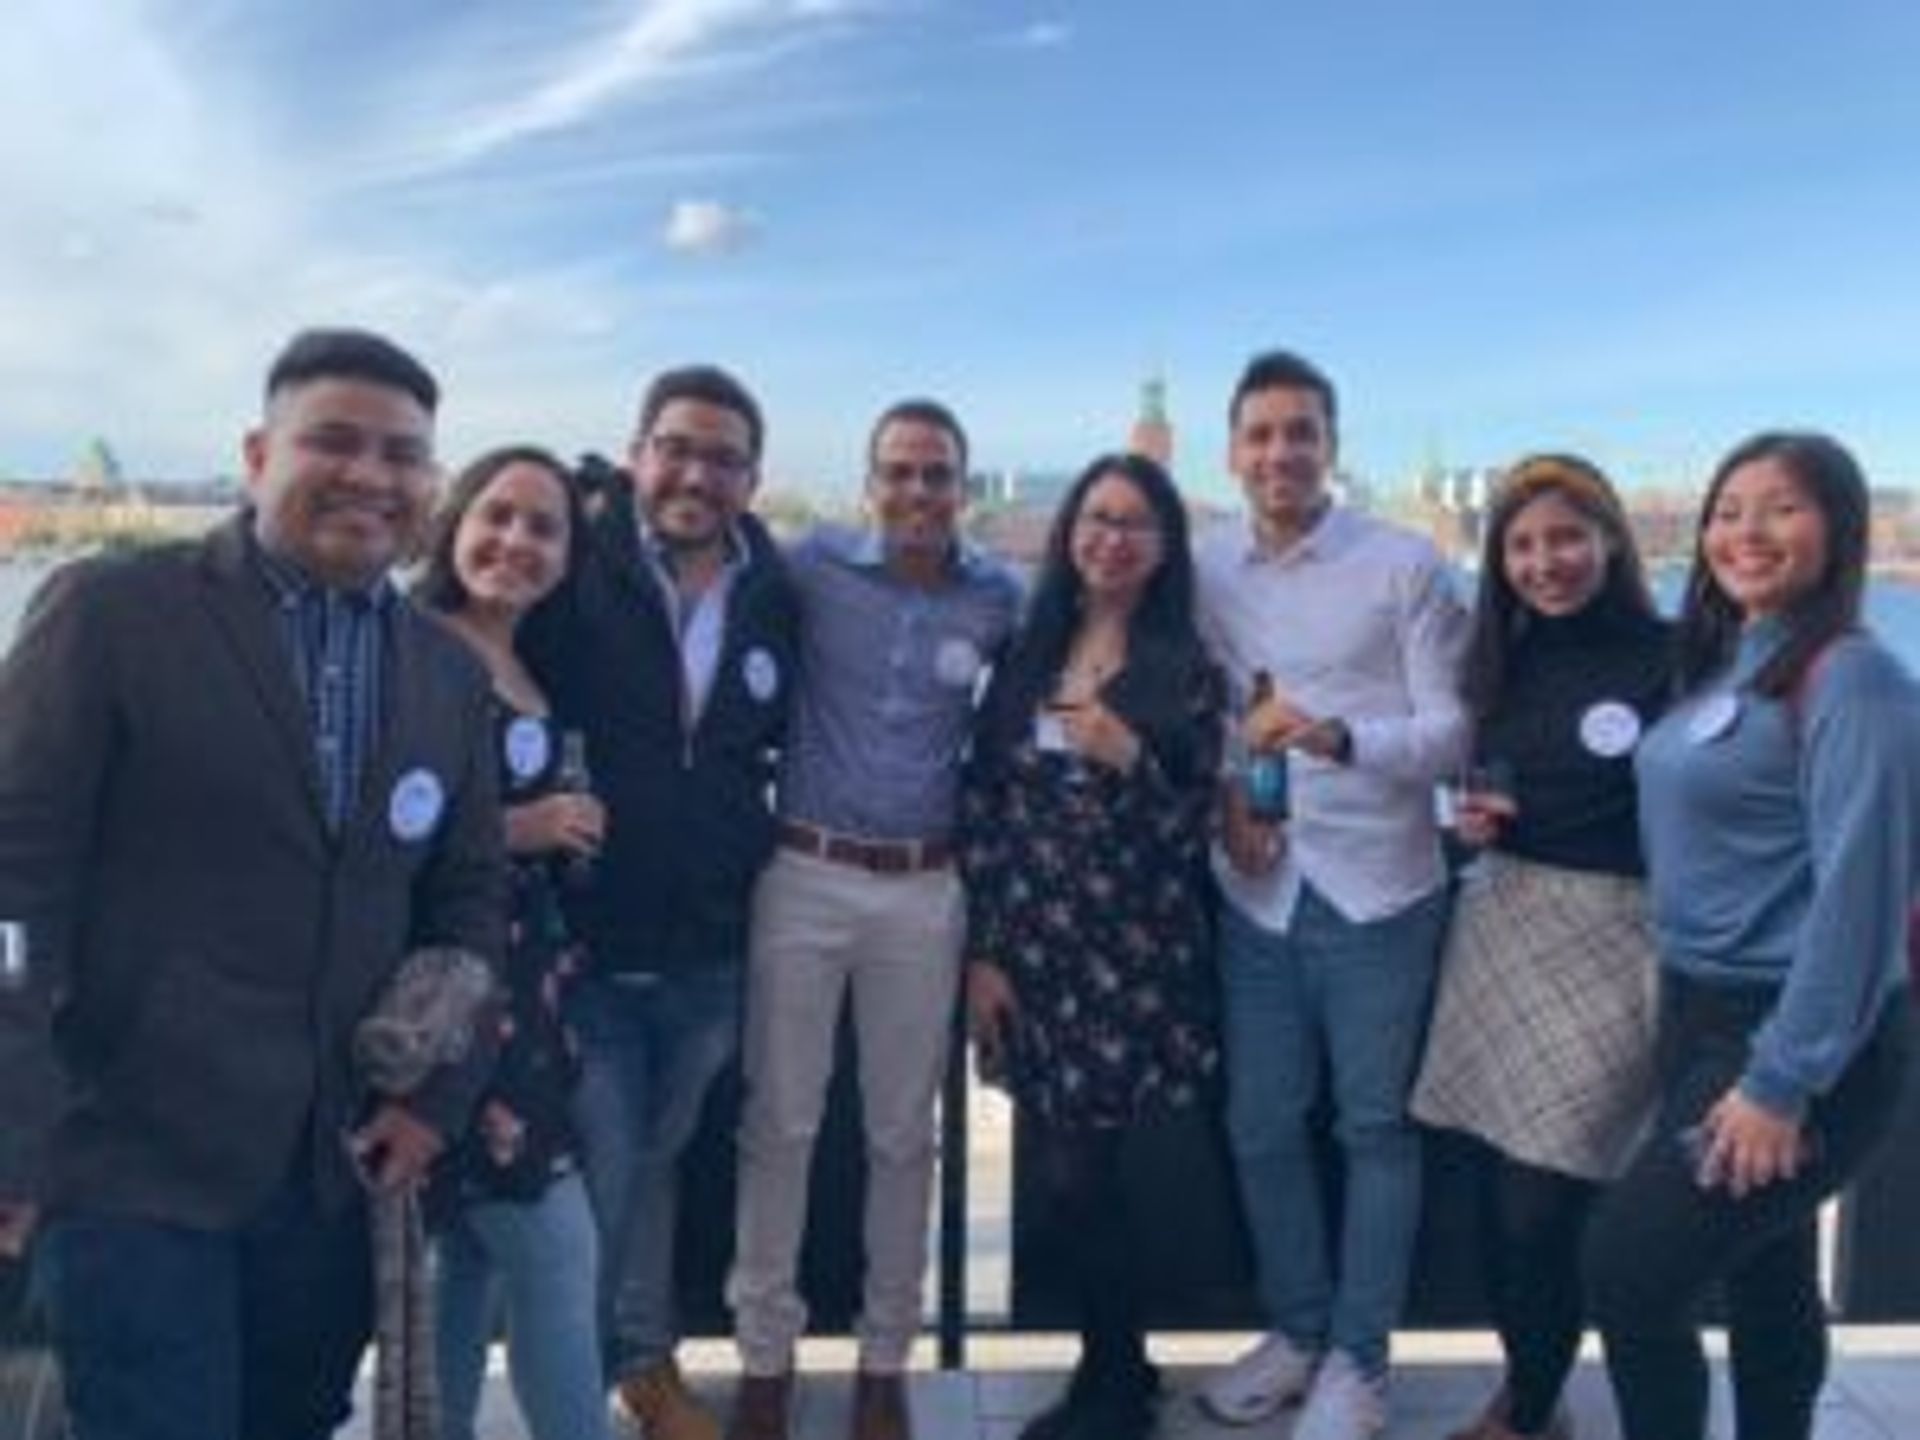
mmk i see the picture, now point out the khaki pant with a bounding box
[728,848,965,1374]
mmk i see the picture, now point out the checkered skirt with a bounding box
[1411,852,1660,1181]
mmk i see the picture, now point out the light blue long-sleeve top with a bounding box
[1635,619,1920,1119]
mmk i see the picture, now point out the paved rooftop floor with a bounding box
[418,1329,1920,1439]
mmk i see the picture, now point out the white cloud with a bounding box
[0,0,889,475]
[427,0,885,171]
[661,199,762,256]
[1003,20,1072,50]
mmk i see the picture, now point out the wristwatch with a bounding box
[1325,717,1354,765]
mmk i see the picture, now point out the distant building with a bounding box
[972,467,1075,512]
[71,438,126,494]
[1128,373,1174,469]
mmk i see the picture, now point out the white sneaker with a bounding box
[1195,1330,1320,1425]
[1292,1351,1388,1440]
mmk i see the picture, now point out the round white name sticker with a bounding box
[504,716,551,781]
[934,637,983,688]
[1687,692,1742,746]
[389,768,446,842]
[1578,700,1642,758]
[742,647,781,703]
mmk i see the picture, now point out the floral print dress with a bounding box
[959,662,1223,1132]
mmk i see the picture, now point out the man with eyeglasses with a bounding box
[0,328,505,1440]
[522,365,799,1440]
[726,400,1020,1440]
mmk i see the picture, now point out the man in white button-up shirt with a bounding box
[1194,351,1469,1440]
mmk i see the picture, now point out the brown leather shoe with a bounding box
[620,1355,722,1440]
[727,1372,794,1440]
[1445,1386,1574,1440]
[850,1371,913,1440]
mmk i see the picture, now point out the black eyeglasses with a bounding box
[1075,510,1163,542]
[646,432,754,482]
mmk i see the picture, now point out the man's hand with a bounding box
[1244,689,1317,753]
[348,1102,445,1194]
[1246,690,1348,764]
[0,1201,39,1259]
[1221,784,1284,877]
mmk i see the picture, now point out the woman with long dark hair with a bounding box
[1410,455,1669,1440]
[415,446,612,1440]
[1583,432,1918,1440]
[960,453,1222,1440]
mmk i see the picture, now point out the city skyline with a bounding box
[5,1,1920,501]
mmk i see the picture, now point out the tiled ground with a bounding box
[419,1329,1920,1439]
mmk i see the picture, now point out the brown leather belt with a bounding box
[779,820,953,875]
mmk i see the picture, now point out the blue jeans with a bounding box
[435,1170,609,1440]
[38,1179,370,1440]
[567,967,741,1378]
[1219,884,1447,1376]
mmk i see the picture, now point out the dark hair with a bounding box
[868,397,969,476]
[413,445,584,614]
[977,452,1199,751]
[1228,349,1339,445]
[636,365,764,460]
[1675,430,1869,699]
[264,327,438,413]
[1463,453,1659,718]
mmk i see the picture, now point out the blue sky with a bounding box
[4,0,1918,501]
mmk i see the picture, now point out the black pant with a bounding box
[1582,975,1909,1440]
[1027,1120,1150,1387]
[1473,1144,1597,1433]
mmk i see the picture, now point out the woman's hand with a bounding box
[505,793,607,859]
[1453,791,1518,848]
[1698,1087,1810,1198]
[1057,700,1143,772]
[479,1099,528,1167]
[966,960,1020,1073]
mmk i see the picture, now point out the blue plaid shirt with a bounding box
[254,537,393,832]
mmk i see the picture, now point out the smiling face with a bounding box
[451,460,573,618]
[1070,470,1165,610]
[1703,455,1830,621]
[628,396,758,558]
[867,416,966,560]
[1501,488,1611,618]
[1228,383,1335,541]
[244,376,436,588]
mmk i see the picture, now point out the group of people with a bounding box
[0,328,1915,1440]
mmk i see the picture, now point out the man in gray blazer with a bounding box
[0,329,505,1440]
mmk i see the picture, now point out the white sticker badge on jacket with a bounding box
[934,637,983,688]
[504,716,551,780]
[743,647,780,703]
[389,768,446,842]
[1578,700,1642,758]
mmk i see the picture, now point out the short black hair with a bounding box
[636,365,764,460]
[1228,349,1339,444]
[868,398,969,475]
[264,327,439,413]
